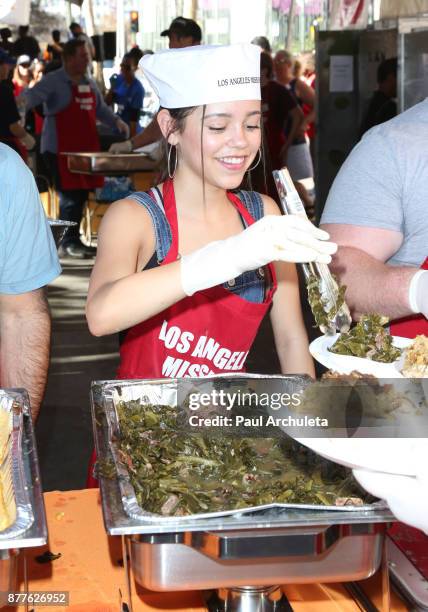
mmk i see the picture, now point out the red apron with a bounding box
[118,178,277,379]
[389,256,428,580]
[86,179,277,487]
[56,83,103,190]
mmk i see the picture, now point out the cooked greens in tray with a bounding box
[329,314,402,363]
[110,401,369,517]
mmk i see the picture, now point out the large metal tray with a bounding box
[0,389,47,550]
[63,152,160,175]
[91,376,393,535]
[0,391,34,541]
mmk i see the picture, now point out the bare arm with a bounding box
[86,198,185,336]
[9,121,28,139]
[321,223,417,321]
[301,108,315,132]
[294,80,315,131]
[295,78,315,107]
[263,196,315,377]
[0,289,51,420]
[129,121,137,138]
[104,89,114,106]
[94,84,119,129]
[129,115,162,150]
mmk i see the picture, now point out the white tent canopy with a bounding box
[380,0,428,19]
[0,0,30,25]
[329,0,428,28]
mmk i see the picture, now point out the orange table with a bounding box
[7,489,408,611]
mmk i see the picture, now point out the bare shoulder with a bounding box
[260,193,281,216]
[98,196,155,239]
[96,194,158,268]
[101,196,151,223]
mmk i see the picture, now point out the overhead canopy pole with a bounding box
[67,0,72,25]
[83,0,96,37]
[116,0,125,62]
[286,0,297,49]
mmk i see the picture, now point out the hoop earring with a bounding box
[167,144,178,179]
[248,149,262,172]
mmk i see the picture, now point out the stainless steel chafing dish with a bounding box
[48,220,76,248]
[91,376,394,612]
[63,151,160,175]
[0,390,47,602]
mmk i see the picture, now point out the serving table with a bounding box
[4,489,410,612]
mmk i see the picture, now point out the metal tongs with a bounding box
[273,168,352,335]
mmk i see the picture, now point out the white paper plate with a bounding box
[301,334,425,476]
[294,437,424,476]
[309,333,412,378]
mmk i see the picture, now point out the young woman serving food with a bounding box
[86,43,336,380]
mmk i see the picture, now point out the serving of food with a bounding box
[328,314,402,363]
[309,333,410,378]
[400,335,428,378]
[105,400,370,517]
[305,321,428,476]
[0,408,14,532]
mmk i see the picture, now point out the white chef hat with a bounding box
[140,43,261,109]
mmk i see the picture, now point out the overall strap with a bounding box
[128,189,172,263]
[129,184,264,264]
[234,189,277,299]
[234,190,264,225]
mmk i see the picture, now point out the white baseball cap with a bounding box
[140,43,261,109]
[17,54,31,66]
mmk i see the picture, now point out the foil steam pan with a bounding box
[0,391,34,540]
[94,375,382,524]
[64,152,158,174]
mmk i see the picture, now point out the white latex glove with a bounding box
[109,139,133,154]
[21,132,36,150]
[115,118,130,140]
[409,270,428,319]
[354,468,428,534]
[180,214,337,296]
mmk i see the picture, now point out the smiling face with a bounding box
[160,100,262,191]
